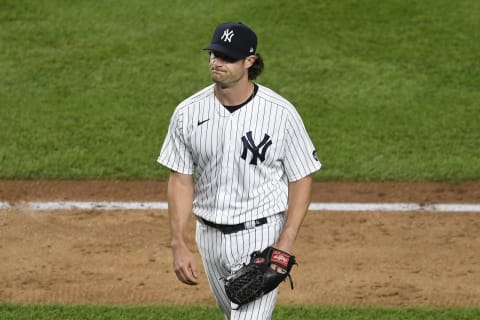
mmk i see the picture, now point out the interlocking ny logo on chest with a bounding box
[241,131,272,165]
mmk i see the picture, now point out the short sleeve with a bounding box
[157,109,195,174]
[283,109,321,181]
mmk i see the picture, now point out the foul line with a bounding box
[1,201,480,212]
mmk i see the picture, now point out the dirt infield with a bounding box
[1,180,479,307]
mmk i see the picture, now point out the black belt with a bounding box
[200,217,268,234]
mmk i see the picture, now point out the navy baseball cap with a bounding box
[203,22,257,60]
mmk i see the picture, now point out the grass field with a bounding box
[1,0,479,180]
[2,304,480,320]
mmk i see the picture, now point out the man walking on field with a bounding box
[157,21,321,319]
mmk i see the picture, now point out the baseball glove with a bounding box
[223,246,297,306]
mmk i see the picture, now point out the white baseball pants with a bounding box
[196,213,286,320]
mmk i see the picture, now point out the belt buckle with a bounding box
[244,220,256,230]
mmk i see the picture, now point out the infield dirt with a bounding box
[1,180,479,307]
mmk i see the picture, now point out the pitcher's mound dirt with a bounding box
[1,180,479,307]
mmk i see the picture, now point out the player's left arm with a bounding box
[273,174,313,254]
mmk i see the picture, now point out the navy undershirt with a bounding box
[224,84,259,113]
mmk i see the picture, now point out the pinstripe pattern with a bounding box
[158,82,321,319]
[196,213,286,320]
[158,84,321,224]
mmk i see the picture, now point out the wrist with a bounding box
[171,238,187,249]
[274,237,295,254]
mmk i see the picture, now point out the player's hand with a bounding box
[172,244,199,285]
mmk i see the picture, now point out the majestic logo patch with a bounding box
[221,29,235,42]
[240,131,272,165]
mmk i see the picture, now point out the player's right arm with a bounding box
[167,170,199,285]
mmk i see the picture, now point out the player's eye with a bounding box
[210,51,239,63]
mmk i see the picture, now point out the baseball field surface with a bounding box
[1,180,479,307]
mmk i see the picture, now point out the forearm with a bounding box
[275,175,313,253]
[167,170,199,285]
[167,170,194,248]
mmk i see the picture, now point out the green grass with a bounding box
[1,304,480,320]
[1,0,479,180]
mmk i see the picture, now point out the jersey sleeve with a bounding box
[157,108,195,175]
[283,108,321,181]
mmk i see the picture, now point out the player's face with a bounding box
[209,51,251,87]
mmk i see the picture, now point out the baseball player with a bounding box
[157,22,321,319]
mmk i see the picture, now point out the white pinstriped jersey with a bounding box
[158,83,321,225]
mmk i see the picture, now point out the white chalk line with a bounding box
[1,201,480,212]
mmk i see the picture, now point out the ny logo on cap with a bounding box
[221,29,235,42]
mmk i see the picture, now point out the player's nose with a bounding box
[209,53,223,67]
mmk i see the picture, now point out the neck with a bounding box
[214,81,254,106]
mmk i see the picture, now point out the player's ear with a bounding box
[244,55,256,69]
